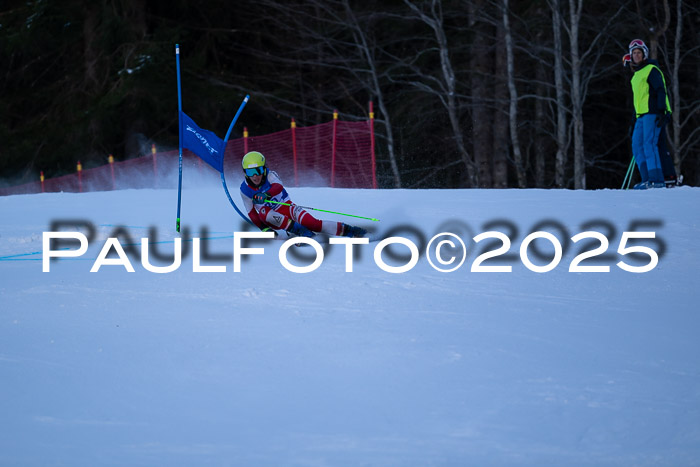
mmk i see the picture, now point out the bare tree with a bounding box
[636,0,671,59]
[502,0,526,187]
[534,58,548,187]
[469,0,495,187]
[214,0,403,187]
[568,0,586,189]
[492,19,510,188]
[671,0,683,174]
[340,0,403,188]
[403,0,477,187]
[667,0,700,179]
[545,0,626,188]
[550,0,569,188]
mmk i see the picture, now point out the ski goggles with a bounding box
[244,167,265,177]
[628,39,645,50]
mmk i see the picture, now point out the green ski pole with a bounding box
[621,156,636,190]
[263,199,379,222]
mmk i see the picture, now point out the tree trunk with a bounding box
[83,4,100,89]
[83,4,101,156]
[404,0,477,187]
[569,0,585,189]
[637,0,671,60]
[342,1,402,188]
[535,51,547,187]
[470,0,494,187]
[503,0,526,188]
[671,0,682,174]
[437,21,475,187]
[492,19,509,188]
[551,0,568,188]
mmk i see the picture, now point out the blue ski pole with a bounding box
[175,44,184,232]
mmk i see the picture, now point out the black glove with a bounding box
[252,191,271,205]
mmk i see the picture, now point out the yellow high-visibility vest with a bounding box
[631,64,671,117]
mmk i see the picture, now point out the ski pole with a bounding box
[176,44,184,232]
[621,156,636,190]
[263,199,379,222]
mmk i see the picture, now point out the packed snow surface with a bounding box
[1,185,699,466]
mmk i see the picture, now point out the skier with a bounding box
[239,151,366,238]
[623,51,678,187]
[656,118,680,187]
[625,39,672,189]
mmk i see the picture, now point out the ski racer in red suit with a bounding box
[239,151,366,238]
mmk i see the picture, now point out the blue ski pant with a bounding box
[632,114,664,183]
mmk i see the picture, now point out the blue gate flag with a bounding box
[180,111,226,173]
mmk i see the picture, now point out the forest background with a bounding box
[1,0,698,190]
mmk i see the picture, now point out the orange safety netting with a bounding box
[0,118,375,196]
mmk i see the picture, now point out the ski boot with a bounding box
[665,175,681,188]
[286,221,316,239]
[340,223,367,238]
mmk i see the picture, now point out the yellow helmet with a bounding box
[241,151,268,178]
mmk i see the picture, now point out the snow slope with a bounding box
[1,186,699,466]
